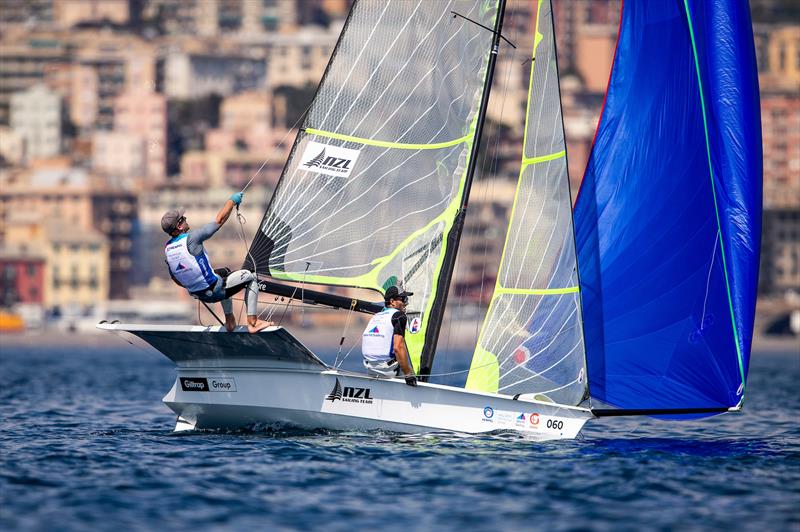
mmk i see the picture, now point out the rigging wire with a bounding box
[232,98,315,325]
[234,206,252,323]
[239,104,313,195]
[276,262,311,327]
[199,300,224,327]
[333,298,358,368]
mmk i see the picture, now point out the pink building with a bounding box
[92,130,146,179]
[114,90,166,182]
[70,64,98,129]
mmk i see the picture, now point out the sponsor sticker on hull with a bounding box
[209,378,237,392]
[325,378,373,404]
[180,377,237,392]
[180,377,208,392]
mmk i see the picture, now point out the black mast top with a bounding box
[418,0,509,380]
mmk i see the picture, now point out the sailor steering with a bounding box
[361,286,418,386]
[162,192,272,333]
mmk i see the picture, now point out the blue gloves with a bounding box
[230,191,244,206]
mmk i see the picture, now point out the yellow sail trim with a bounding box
[305,127,472,151]
[521,149,565,167]
[494,285,579,296]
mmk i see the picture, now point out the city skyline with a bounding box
[0,0,797,335]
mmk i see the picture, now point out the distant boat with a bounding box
[100,0,762,438]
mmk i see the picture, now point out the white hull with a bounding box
[99,323,592,440]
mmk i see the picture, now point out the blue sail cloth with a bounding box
[574,0,762,413]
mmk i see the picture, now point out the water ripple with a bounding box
[1,344,798,530]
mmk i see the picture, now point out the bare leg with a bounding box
[220,297,235,331]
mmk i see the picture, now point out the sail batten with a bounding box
[304,128,473,150]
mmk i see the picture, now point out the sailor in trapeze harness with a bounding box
[162,192,272,333]
[361,286,418,387]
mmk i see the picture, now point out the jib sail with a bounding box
[465,0,587,406]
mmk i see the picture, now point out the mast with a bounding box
[418,0,508,379]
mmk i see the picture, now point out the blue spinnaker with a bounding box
[574,0,762,413]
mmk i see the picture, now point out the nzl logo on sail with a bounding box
[299,141,360,178]
[325,377,373,404]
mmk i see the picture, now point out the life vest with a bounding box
[362,308,399,362]
[164,233,217,293]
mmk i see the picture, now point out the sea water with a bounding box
[1,340,797,530]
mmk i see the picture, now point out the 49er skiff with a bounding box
[101,0,762,439]
[98,323,592,438]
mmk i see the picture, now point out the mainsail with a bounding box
[465,0,587,406]
[574,0,762,413]
[246,0,503,372]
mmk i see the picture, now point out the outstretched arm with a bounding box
[215,192,244,226]
[215,200,235,226]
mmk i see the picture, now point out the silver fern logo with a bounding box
[324,378,373,404]
[326,378,343,402]
[303,148,326,168]
[299,141,361,178]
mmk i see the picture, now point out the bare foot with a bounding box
[247,320,273,334]
[225,315,237,332]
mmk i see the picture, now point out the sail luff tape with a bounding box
[521,150,565,167]
[494,286,579,296]
[304,127,471,150]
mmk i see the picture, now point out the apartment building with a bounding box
[761,208,800,296]
[10,84,62,161]
[163,50,267,99]
[92,130,146,178]
[3,214,110,311]
[53,0,130,28]
[114,89,167,182]
[0,167,136,299]
[0,243,46,307]
[0,37,67,125]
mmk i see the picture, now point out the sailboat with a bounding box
[99,0,762,440]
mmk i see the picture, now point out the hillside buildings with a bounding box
[0,0,795,327]
[0,167,136,301]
